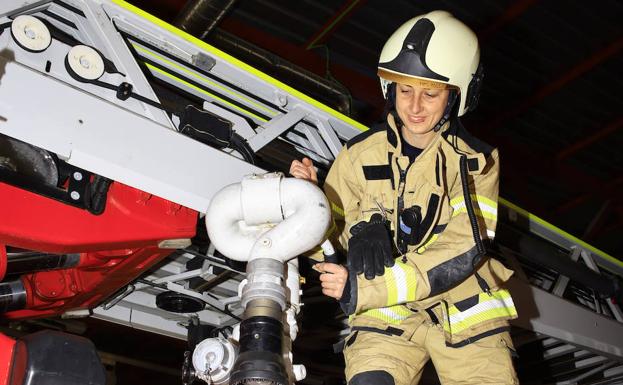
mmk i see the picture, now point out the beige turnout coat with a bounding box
[324,114,517,347]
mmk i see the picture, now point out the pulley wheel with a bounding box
[156,291,205,313]
[65,45,105,81]
[10,15,52,52]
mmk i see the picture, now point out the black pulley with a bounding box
[156,291,205,313]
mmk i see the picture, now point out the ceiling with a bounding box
[127,0,623,258]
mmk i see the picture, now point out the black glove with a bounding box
[347,213,394,280]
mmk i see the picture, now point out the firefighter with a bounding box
[291,10,518,385]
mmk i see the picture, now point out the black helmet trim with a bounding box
[465,62,484,113]
[379,18,449,83]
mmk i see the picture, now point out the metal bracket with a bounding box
[247,106,308,151]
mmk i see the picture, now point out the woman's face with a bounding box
[395,83,449,148]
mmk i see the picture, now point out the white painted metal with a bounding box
[0,58,263,213]
[509,277,623,358]
[81,0,174,126]
[247,106,309,151]
[552,247,582,297]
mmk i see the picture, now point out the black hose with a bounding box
[0,279,26,313]
[230,133,256,164]
[6,252,79,275]
[459,155,486,256]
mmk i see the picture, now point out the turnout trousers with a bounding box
[343,315,519,385]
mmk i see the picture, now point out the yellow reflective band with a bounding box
[444,290,517,334]
[330,201,345,218]
[417,233,439,253]
[450,194,497,208]
[133,44,278,117]
[326,221,337,237]
[444,306,518,334]
[111,0,369,132]
[452,207,497,221]
[447,290,513,316]
[385,262,417,306]
[451,195,498,219]
[385,265,398,305]
[359,305,412,325]
[144,63,269,122]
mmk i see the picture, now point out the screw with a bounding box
[73,172,83,181]
[70,191,80,200]
[79,56,91,69]
[24,27,36,40]
[253,333,260,339]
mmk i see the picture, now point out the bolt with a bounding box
[24,27,36,40]
[278,95,287,107]
[79,56,91,69]
[70,191,80,200]
[73,172,83,181]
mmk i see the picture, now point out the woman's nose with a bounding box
[409,93,424,113]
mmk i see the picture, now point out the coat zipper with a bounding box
[395,158,412,261]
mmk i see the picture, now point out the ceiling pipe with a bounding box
[173,0,238,39]
[173,1,352,115]
[304,0,364,50]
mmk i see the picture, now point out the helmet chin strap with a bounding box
[433,90,458,132]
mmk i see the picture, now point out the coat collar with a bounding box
[385,113,449,190]
[386,113,449,162]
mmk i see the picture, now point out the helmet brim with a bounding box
[378,68,458,91]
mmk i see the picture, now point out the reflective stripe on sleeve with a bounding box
[451,194,498,220]
[330,201,345,218]
[385,262,417,306]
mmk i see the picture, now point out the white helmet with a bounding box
[378,10,483,116]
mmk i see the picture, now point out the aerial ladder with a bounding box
[0,1,621,384]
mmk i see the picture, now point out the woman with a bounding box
[291,10,518,385]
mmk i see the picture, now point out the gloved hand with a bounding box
[348,213,394,280]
